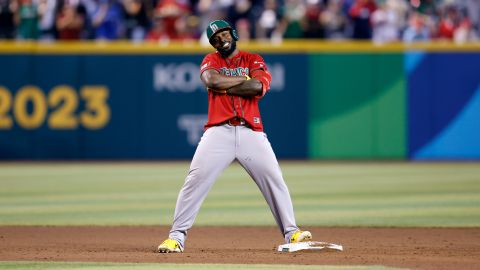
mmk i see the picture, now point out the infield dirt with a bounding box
[0,226,479,269]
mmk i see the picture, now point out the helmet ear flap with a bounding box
[231,29,239,41]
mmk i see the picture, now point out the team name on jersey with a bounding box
[220,67,249,77]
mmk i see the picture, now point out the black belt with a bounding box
[223,117,247,126]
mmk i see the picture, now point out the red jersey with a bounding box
[200,50,271,132]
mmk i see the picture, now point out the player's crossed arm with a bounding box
[226,77,262,97]
[201,69,247,91]
[201,69,262,97]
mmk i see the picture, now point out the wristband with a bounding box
[245,75,251,80]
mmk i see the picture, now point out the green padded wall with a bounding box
[309,53,406,159]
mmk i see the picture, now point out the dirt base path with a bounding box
[1,226,479,269]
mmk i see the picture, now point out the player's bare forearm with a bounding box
[201,70,247,90]
[226,78,262,97]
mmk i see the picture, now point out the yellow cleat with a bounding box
[157,238,183,253]
[290,230,312,243]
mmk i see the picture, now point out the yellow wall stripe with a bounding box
[0,40,479,54]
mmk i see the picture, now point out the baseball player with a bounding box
[157,20,312,253]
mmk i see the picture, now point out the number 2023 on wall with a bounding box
[0,85,110,130]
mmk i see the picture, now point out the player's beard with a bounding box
[217,40,237,58]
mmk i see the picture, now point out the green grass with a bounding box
[0,262,405,270]
[0,161,479,227]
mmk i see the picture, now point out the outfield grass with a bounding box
[0,262,405,270]
[0,161,479,227]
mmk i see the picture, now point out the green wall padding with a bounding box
[309,53,406,159]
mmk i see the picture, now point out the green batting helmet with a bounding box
[206,20,239,44]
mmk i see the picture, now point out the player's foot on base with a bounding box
[157,238,183,253]
[290,230,312,243]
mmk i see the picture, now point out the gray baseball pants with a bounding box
[168,124,300,249]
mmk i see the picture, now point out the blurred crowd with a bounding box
[0,0,478,43]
